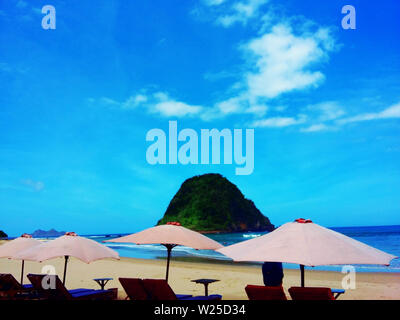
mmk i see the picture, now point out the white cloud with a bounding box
[91,92,203,118]
[153,100,202,117]
[122,94,148,109]
[201,23,336,120]
[186,1,338,124]
[307,101,345,121]
[338,102,400,125]
[300,123,331,132]
[21,179,44,192]
[246,104,268,116]
[90,21,334,122]
[211,94,268,118]
[99,97,120,107]
[89,94,148,110]
[88,9,337,125]
[149,92,203,117]
[216,0,269,27]
[251,115,306,128]
[299,102,400,132]
[292,101,345,132]
[201,23,335,120]
[215,96,244,114]
[203,0,226,6]
[244,24,332,99]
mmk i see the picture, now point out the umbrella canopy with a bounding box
[13,232,120,285]
[217,219,397,286]
[106,222,223,281]
[0,234,40,259]
[0,234,40,285]
[107,223,223,249]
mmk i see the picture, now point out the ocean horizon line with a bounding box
[3,223,400,239]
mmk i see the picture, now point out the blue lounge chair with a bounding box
[0,273,36,299]
[27,274,115,300]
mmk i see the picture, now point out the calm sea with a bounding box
[84,225,400,273]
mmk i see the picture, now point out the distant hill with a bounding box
[0,230,7,238]
[157,173,274,233]
[32,229,65,238]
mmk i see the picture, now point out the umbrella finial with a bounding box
[21,233,32,238]
[295,218,313,223]
[166,221,181,226]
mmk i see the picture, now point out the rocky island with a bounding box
[32,228,66,238]
[157,173,274,233]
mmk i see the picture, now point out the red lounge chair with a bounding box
[0,273,36,299]
[142,279,222,300]
[119,278,149,300]
[27,274,115,300]
[288,287,335,300]
[245,285,287,300]
[119,278,192,300]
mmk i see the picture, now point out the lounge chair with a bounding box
[119,278,192,300]
[27,274,116,300]
[0,273,36,299]
[119,278,149,300]
[288,287,335,300]
[142,279,222,300]
[245,285,287,300]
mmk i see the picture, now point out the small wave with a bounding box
[105,243,166,251]
[243,234,262,238]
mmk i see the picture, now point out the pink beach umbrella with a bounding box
[13,232,120,285]
[217,218,397,287]
[106,222,223,282]
[0,234,40,285]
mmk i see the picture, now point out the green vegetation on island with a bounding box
[157,173,274,233]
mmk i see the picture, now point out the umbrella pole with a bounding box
[300,264,305,287]
[163,244,176,283]
[20,260,25,285]
[63,255,69,286]
[165,245,172,282]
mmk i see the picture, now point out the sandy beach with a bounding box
[1,253,399,300]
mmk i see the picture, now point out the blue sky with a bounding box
[1,0,399,236]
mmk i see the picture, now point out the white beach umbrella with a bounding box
[0,234,40,285]
[106,222,223,282]
[217,218,397,286]
[13,232,120,285]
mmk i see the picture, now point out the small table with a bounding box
[191,279,220,296]
[93,278,113,290]
[331,288,345,299]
